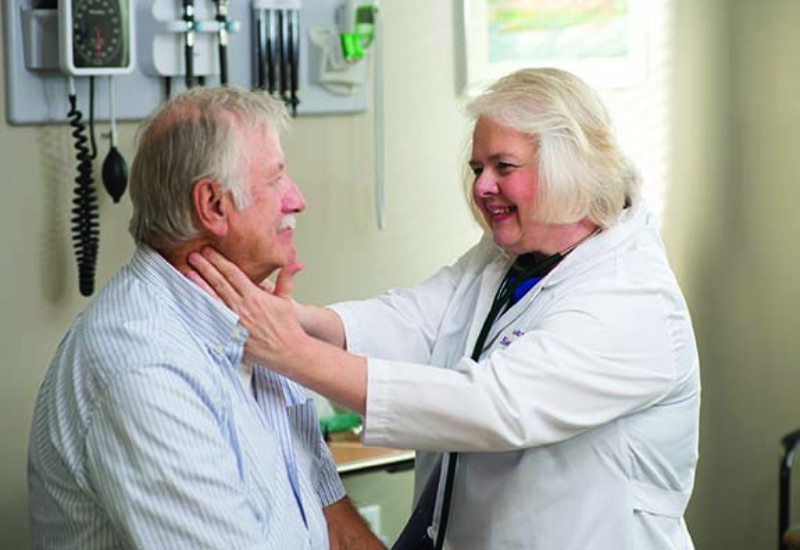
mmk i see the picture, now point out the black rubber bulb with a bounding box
[102,145,128,203]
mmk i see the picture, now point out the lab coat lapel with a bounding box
[485,283,543,348]
[464,254,510,360]
[483,210,637,347]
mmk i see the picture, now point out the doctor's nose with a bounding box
[474,171,499,197]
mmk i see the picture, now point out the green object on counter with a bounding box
[320,412,362,434]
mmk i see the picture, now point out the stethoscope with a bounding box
[434,225,603,549]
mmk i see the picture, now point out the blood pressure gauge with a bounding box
[59,0,135,75]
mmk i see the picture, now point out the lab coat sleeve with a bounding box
[364,280,682,452]
[330,241,485,364]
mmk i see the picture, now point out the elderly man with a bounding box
[28,87,381,549]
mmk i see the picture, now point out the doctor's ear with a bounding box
[192,177,231,237]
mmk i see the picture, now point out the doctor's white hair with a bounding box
[466,67,640,227]
[129,86,289,248]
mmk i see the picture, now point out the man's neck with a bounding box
[154,239,213,278]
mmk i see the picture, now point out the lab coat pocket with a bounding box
[632,481,693,549]
[632,480,690,518]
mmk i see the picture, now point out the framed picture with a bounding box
[461,0,649,94]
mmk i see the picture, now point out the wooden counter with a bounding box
[327,432,415,475]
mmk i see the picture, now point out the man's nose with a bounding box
[283,177,306,213]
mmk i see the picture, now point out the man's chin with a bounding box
[283,245,298,265]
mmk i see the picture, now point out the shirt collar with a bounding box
[128,245,248,360]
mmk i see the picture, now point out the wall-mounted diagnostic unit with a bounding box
[5,0,379,123]
[3,0,384,296]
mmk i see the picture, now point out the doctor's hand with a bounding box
[187,248,307,373]
[187,247,369,413]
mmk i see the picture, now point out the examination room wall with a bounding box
[667,0,800,548]
[2,2,800,550]
[0,2,479,546]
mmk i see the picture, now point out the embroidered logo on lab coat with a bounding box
[499,329,526,347]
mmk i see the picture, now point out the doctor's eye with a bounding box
[496,162,518,175]
[469,163,483,177]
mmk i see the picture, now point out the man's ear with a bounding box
[192,177,230,237]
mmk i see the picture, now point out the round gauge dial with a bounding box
[72,0,128,68]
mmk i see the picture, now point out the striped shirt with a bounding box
[28,246,344,549]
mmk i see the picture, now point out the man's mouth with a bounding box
[278,215,297,232]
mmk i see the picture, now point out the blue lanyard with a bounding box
[469,252,563,362]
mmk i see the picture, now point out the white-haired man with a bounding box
[28,87,382,549]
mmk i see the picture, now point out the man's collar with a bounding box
[129,245,245,354]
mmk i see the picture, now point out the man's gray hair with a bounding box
[129,87,289,248]
[466,67,640,227]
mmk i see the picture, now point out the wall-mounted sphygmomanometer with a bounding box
[59,0,135,75]
[60,0,135,296]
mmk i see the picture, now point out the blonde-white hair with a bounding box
[466,67,640,227]
[129,86,289,248]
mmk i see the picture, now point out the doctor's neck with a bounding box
[522,219,601,261]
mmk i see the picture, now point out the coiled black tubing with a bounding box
[67,94,99,297]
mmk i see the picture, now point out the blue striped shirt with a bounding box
[28,246,344,549]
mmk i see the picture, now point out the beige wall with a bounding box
[668,0,800,548]
[4,0,800,548]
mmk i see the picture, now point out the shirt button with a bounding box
[214,344,224,355]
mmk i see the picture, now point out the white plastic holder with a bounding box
[20,8,59,71]
[138,0,240,79]
[252,0,301,9]
[308,26,367,96]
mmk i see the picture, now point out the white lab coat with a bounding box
[332,204,699,549]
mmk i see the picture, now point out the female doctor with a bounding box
[188,68,700,549]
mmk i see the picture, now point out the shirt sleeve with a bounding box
[364,281,683,452]
[279,377,346,508]
[84,365,270,549]
[314,435,346,507]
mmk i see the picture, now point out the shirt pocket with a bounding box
[284,382,323,474]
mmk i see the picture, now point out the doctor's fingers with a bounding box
[186,269,222,302]
[274,261,303,299]
[199,247,256,292]
[187,251,247,307]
